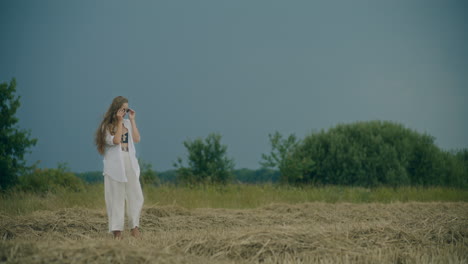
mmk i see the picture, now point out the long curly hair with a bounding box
[95,96,128,155]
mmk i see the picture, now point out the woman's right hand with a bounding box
[116,109,125,122]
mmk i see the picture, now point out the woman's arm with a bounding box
[128,109,141,143]
[112,109,126,145]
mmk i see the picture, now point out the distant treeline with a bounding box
[76,120,468,188]
[13,121,468,193]
[75,168,280,185]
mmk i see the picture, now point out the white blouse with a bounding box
[102,119,140,182]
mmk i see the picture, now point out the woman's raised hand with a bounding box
[116,109,125,122]
[128,108,136,120]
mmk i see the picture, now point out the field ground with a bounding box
[1,202,467,263]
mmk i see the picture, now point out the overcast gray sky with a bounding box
[1,0,467,172]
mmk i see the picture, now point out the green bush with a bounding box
[75,171,103,184]
[174,133,235,185]
[280,121,467,188]
[140,160,160,188]
[16,165,85,194]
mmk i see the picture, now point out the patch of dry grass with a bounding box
[1,202,467,263]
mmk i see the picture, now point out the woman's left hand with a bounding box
[128,108,136,120]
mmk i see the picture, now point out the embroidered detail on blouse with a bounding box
[121,132,129,143]
[121,132,129,152]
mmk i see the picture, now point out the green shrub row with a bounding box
[14,164,85,194]
[275,121,467,187]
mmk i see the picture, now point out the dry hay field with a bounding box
[1,202,467,263]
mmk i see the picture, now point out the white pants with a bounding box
[104,151,144,232]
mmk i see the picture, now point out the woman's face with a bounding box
[119,103,129,117]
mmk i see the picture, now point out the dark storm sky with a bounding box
[1,0,467,172]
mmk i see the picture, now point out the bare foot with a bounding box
[130,227,141,238]
[113,230,123,240]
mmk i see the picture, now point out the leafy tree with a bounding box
[260,131,314,184]
[287,121,466,187]
[0,78,37,191]
[174,133,234,185]
[445,149,468,187]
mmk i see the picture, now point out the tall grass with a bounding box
[144,184,468,208]
[0,184,104,215]
[1,184,467,215]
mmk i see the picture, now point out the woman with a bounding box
[95,96,144,239]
